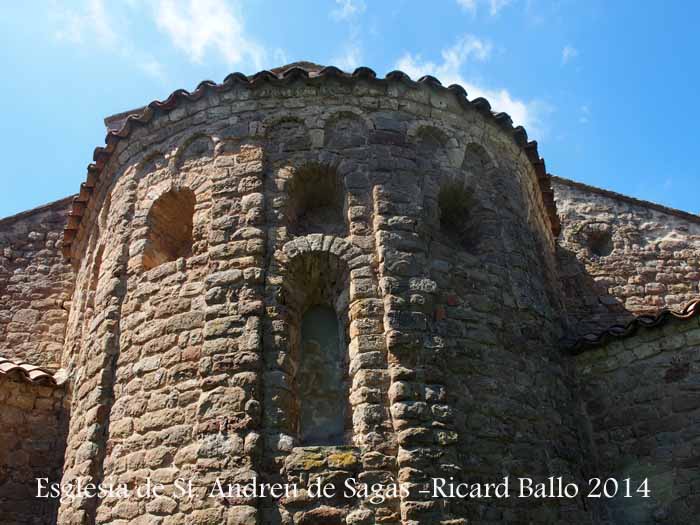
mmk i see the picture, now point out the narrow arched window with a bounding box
[297,304,346,445]
[143,188,196,270]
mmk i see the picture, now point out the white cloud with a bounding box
[330,0,366,72]
[442,34,492,65]
[395,35,549,134]
[457,0,478,12]
[562,45,579,65]
[51,0,166,80]
[53,0,117,46]
[331,0,366,21]
[154,0,265,69]
[138,58,167,80]
[52,0,286,77]
[457,0,512,16]
[488,0,512,15]
[394,35,492,87]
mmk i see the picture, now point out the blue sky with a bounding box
[0,0,698,218]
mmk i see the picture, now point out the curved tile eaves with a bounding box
[0,357,61,387]
[566,298,700,355]
[62,65,561,260]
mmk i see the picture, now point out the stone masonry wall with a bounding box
[57,74,590,525]
[554,177,700,337]
[418,143,593,523]
[574,319,700,524]
[0,198,75,369]
[0,376,69,525]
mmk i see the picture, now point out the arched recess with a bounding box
[142,188,196,270]
[285,162,347,237]
[175,134,215,171]
[266,235,361,447]
[266,117,311,155]
[414,125,451,170]
[323,111,368,149]
[131,140,214,276]
[433,142,500,253]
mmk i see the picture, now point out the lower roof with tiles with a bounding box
[0,357,62,387]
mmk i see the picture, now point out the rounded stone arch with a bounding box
[131,169,212,271]
[173,134,215,171]
[427,141,503,253]
[457,141,501,206]
[320,108,371,149]
[268,234,359,446]
[411,124,449,159]
[407,119,447,140]
[414,126,464,238]
[264,114,312,154]
[412,124,467,249]
[262,111,311,133]
[412,124,453,222]
[141,186,197,270]
[461,141,499,174]
[279,237,353,317]
[278,234,362,272]
[319,106,373,130]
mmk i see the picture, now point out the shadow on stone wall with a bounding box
[0,378,69,525]
[573,316,700,524]
[557,245,637,341]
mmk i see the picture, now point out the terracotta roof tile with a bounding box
[62,63,560,260]
[567,298,700,354]
[0,357,60,386]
